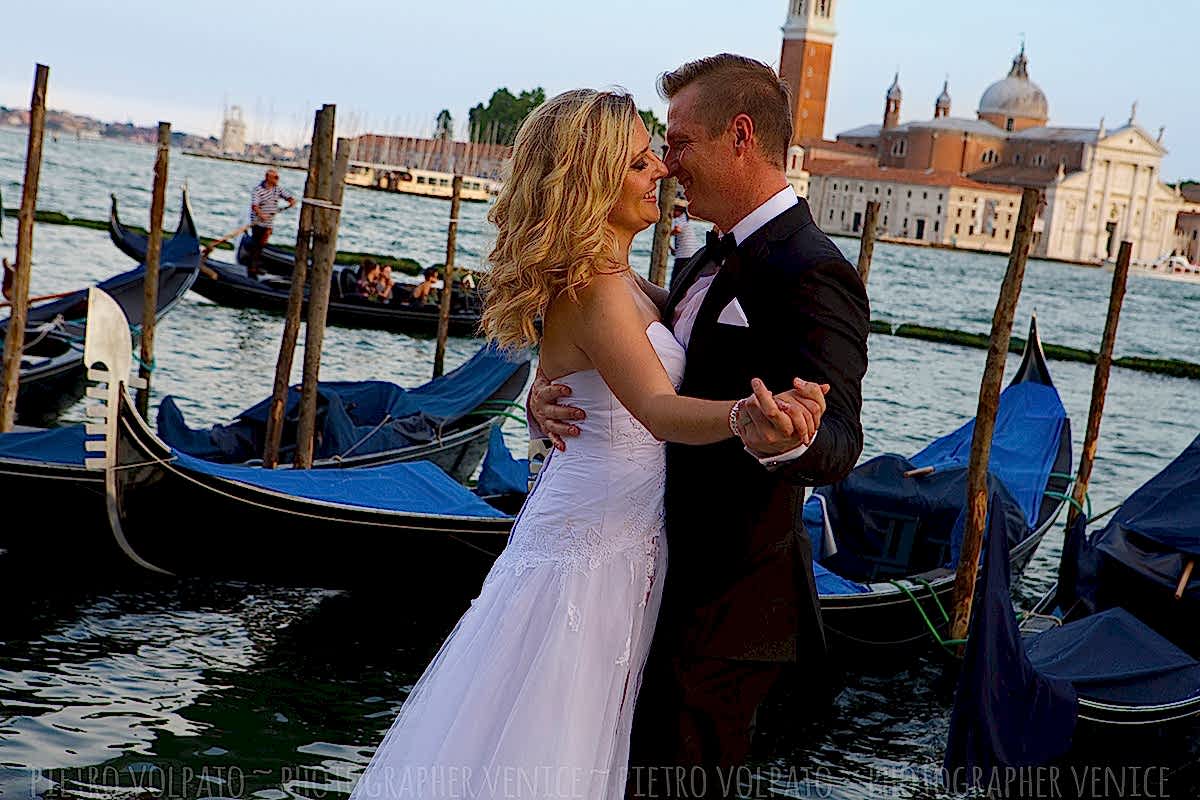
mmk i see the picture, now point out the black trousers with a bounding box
[627,649,784,799]
[246,225,271,274]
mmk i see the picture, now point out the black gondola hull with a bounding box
[111,395,512,592]
[12,341,87,426]
[819,522,1052,662]
[0,459,108,562]
[190,262,483,337]
[109,194,484,337]
[7,194,201,424]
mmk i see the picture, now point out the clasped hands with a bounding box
[529,373,829,457]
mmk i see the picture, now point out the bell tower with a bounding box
[779,0,837,143]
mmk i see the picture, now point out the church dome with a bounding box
[978,46,1048,122]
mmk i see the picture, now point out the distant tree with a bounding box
[639,108,665,139]
[434,109,453,141]
[468,87,545,145]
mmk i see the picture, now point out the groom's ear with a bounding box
[731,113,755,154]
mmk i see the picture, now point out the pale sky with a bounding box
[2,0,1196,178]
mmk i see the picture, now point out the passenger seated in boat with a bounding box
[410,267,439,305]
[376,264,394,303]
[356,259,381,301]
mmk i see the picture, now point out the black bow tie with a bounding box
[705,230,737,263]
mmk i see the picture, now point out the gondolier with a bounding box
[246,169,295,276]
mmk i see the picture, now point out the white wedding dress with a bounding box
[351,321,686,800]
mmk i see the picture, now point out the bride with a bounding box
[350,89,818,800]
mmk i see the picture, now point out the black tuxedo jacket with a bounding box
[660,197,869,663]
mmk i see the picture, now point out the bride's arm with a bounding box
[574,275,740,446]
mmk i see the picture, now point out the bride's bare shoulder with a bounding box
[575,270,642,319]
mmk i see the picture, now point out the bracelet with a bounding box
[729,397,748,438]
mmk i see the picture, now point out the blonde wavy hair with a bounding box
[481,89,640,349]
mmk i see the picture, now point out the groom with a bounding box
[531,54,869,795]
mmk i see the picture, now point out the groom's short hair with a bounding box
[658,54,793,168]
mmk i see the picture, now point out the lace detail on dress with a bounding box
[498,472,666,584]
[641,534,661,610]
[611,413,661,461]
[615,635,631,666]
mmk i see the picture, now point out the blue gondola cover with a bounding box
[475,425,529,497]
[1086,434,1200,598]
[1026,607,1200,706]
[159,344,529,463]
[807,454,1029,586]
[171,452,509,518]
[944,491,1077,789]
[909,382,1068,526]
[805,380,1067,594]
[0,425,90,465]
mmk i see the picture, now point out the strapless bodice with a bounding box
[498,321,685,579]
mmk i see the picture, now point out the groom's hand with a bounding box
[529,368,585,451]
[740,378,829,456]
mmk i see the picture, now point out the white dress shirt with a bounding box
[670,185,812,467]
[671,185,798,348]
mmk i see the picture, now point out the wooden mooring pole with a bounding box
[648,176,678,288]
[135,121,171,417]
[948,186,1040,646]
[262,104,333,468]
[432,174,463,379]
[1067,239,1132,531]
[293,136,350,468]
[857,200,880,285]
[0,64,49,433]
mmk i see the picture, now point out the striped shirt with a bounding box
[249,182,295,226]
[672,212,703,259]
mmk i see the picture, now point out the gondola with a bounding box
[109,194,486,337]
[2,330,87,426]
[83,287,523,589]
[1023,435,1200,737]
[804,317,1073,658]
[107,192,200,267]
[2,205,201,424]
[943,436,1200,794]
[0,317,529,567]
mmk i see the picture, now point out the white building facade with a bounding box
[1037,125,1185,264]
[804,163,1021,254]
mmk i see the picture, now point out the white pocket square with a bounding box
[717,298,750,327]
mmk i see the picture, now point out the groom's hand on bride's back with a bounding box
[528,368,586,451]
[739,377,830,457]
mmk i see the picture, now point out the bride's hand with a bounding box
[737,378,830,455]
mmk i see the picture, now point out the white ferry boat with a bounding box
[1130,254,1200,284]
[344,163,494,203]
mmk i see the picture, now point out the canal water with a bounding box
[1,129,1198,798]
